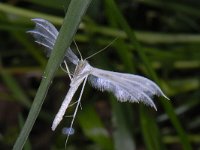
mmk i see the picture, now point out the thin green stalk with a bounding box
[12,32,46,67]
[111,98,136,150]
[0,3,84,29]
[1,3,200,44]
[78,104,114,150]
[83,24,200,44]
[140,105,165,150]
[18,114,31,150]
[2,3,200,44]
[163,134,200,143]
[139,0,200,18]
[1,68,31,108]
[13,0,92,149]
[0,3,63,24]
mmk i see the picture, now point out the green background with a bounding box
[0,0,199,149]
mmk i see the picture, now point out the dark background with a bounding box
[0,0,199,149]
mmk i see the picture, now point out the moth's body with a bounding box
[71,60,92,87]
[29,18,169,141]
[52,60,91,130]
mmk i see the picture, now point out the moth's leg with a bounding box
[65,115,74,118]
[63,60,72,80]
[60,63,68,73]
[69,101,78,107]
[60,61,73,79]
[65,76,88,148]
[73,39,83,60]
[68,100,83,110]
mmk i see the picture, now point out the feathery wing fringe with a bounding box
[27,18,58,56]
[27,18,79,66]
[89,68,169,110]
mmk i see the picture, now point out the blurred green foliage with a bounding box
[0,0,200,149]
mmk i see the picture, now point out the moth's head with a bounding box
[70,60,91,86]
[73,60,91,76]
[78,60,88,67]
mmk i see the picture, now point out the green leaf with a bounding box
[78,104,114,150]
[111,98,136,150]
[140,106,165,150]
[1,69,31,107]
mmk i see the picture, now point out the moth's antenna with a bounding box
[85,37,118,60]
[73,40,83,60]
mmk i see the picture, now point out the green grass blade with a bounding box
[26,0,64,10]
[18,114,31,150]
[12,31,46,67]
[78,104,114,150]
[13,0,92,149]
[140,106,165,150]
[1,68,31,107]
[139,0,200,18]
[0,3,63,24]
[111,98,136,150]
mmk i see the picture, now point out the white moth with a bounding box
[28,18,169,135]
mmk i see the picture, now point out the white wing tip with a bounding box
[152,103,157,111]
[143,99,157,111]
[26,30,35,34]
[31,18,45,22]
[163,94,170,100]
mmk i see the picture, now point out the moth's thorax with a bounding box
[70,60,92,87]
[73,60,91,76]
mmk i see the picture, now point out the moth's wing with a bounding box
[27,18,79,68]
[65,48,79,65]
[89,68,169,110]
[27,18,58,56]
